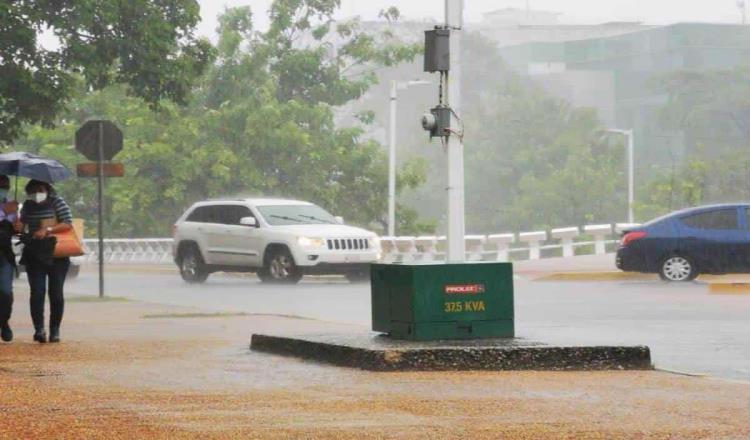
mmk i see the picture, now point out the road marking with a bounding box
[708,283,750,294]
[534,271,656,282]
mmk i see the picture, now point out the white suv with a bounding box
[172,198,381,284]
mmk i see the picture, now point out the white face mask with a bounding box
[32,192,48,203]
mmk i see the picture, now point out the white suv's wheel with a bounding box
[659,254,697,282]
[259,247,302,284]
[179,245,209,284]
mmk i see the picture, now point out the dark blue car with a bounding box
[616,204,750,281]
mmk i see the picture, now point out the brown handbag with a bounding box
[52,227,84,258]
[44,218,84,258]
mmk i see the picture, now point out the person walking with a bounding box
[0,175,18,342]
[19,179,73,343]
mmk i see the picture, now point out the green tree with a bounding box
[653,67,750,160]
[0,0,213,143]
[191,2,423,231]
[636,152,750,220]
[10,2,428,238]
[636,67,750,219]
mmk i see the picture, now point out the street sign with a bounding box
[74,119,123,299]
[75,120,123,161]
[77,162,125,178]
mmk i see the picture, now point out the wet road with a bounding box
[63,269,750,381]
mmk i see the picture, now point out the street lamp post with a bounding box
[388,80,430,237]
[388,81,397,237]
[604,128,635,223]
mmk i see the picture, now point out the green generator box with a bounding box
[371,262,514,341]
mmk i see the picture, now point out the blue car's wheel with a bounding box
[659,254,698,282]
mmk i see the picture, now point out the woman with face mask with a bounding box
[19,179,73,343]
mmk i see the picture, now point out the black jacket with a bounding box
[19,234,56,267]
[0,220,15,267]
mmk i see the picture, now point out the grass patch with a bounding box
[141,312,250,319]
[67,295,130,303]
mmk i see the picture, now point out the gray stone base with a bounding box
[250,333,652,372]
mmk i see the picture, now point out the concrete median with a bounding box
[250,333,653,372]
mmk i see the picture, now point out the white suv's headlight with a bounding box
[298,237,325,248]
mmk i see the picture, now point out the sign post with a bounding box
[97,123,104,298]
[75,120,123,298]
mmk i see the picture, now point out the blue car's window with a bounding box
[681,209,738,230]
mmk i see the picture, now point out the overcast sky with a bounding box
[196,0,746,38]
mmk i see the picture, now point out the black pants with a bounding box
[0,258,13,326]
[27,258,69,331]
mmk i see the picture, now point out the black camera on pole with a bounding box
[422,106,451,139]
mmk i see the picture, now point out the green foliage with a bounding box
[637,152,750,220]
[396,205,437,236]
[378,7,401,23]
[393,157,434,235]
[637,67,750,220]
[653,68,750,159]
[0,0,214,144]
[9,2,426,237]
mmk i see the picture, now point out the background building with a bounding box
[478,8,651,47]
[498,23,750,170]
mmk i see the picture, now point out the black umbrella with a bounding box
[0,151,73,198]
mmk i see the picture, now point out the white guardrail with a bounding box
[82,239,174,264]
[81,222,640,265]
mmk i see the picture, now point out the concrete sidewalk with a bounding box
[0,286,749,439]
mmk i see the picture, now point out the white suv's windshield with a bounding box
[257,204,337,226]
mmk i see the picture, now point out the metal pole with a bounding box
[446,0,466,262]
[97,122,105,298]
[388,80,397,237]
[627,129,634,223]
